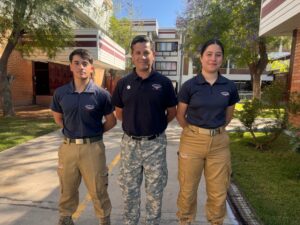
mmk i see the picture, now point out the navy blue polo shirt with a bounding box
[112,70,177,136]
[51,80,114,139]
[178,74,240,129]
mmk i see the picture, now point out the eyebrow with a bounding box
[206,51,222,53]
[73,60,89,63]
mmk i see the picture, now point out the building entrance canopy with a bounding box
[25,29,125,71]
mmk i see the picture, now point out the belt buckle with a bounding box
[75,139,84,144]
[210,129,218,136]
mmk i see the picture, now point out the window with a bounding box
[155,42,178,56]
[155,62,177,76]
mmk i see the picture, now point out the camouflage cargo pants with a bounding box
[119,133,168,225]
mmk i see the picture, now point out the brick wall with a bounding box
[289,29,300,127]
[1,50,106,109]
[7,50,33,106]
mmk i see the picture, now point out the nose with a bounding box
[211,54,217,61]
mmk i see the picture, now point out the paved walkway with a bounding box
[0,121,239,225]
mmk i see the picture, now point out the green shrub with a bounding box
[236,81,300,150]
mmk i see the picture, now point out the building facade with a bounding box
[131,19,193,92]
[0,0,125,107]
[259,0,300,126]
[132,19,273,96]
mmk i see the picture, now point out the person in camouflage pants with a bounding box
[112,35,177,225]
[119,134,168,225]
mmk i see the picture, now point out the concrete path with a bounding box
[0,121,239,225]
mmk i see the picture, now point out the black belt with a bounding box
[64,136,102,144]
[127,133,160,141]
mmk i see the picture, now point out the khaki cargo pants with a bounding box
[57,140,111,219]
[176,125,231,225]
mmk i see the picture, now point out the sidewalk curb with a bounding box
[227,182,263,225]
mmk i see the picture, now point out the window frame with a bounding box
[155,61,178,76]
[155,42,178,56]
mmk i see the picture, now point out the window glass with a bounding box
[155,62,177,71]
[171,62,177,70]
[155,42,178,52]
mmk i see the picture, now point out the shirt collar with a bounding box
[215,74,228,84]
[68,79,96,93]
[196,72,228,85]
[133,68,157,81]
[195,73,207,84]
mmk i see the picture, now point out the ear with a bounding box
[91,66,94,71]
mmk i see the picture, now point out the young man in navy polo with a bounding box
[112,35,177,225]
[51,49,116,225]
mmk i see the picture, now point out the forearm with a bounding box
[166,106,177,123]
[225,116,232,127]
[52,111,63,128]
[103,113,117,132]
[55,120,64,128]
[167,114,175,123]
[114,107,123,121]
[115,112,122,121]
[176,102,188,128]
[103,121,115,132]
[225,105,235,127]
[176,115,188,128]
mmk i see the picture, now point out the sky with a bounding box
[115,0,185,28]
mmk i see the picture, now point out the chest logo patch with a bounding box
[126,85,131,90]
[85,104,95,110]
[221,91,230,96]
[152,84,162,90]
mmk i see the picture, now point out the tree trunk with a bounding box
[0,0,28,116]
[252,72,261,99]
[0,40,17,117]
[248,37,269,100]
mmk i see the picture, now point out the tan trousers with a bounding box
[176,125,231,225]
[57,141,111,219]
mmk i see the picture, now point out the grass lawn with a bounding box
[230,132,300,225]
[0,117,59,152]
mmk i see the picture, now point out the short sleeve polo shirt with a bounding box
[178,74,240,129]
[112,70,177,136]
[51,80,114,138]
